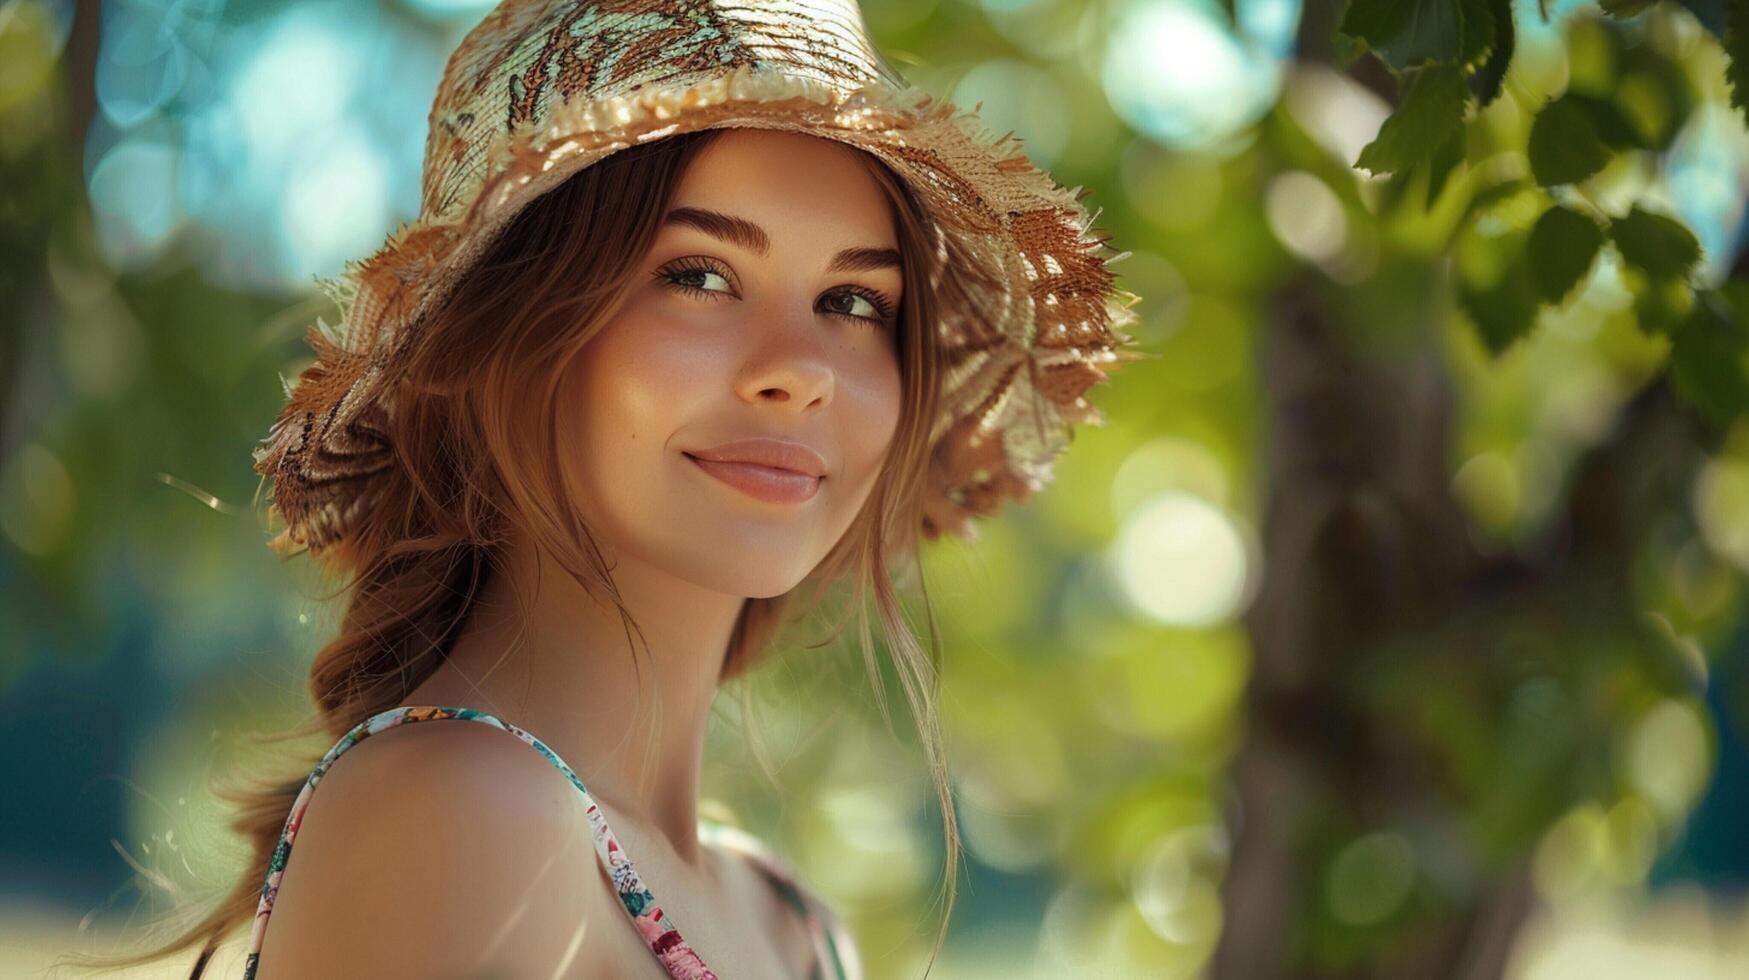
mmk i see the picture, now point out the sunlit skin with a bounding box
[399,128,904,972]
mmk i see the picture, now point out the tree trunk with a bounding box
[1213,264,1710,978]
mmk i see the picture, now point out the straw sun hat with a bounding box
[252,0,1146,555]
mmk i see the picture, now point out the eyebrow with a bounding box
[661,206,902,274]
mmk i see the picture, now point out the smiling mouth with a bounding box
[683,453,822,505]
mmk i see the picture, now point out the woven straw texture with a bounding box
[252,0,1145,555]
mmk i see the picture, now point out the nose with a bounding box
[738,311,837,411]
[754,372,832,408]
[749,363,834,410]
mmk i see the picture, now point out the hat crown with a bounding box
[253,0,1141,554]
[420,0,900,221]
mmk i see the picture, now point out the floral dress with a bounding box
[241,704,861,980]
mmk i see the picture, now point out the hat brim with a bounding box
[253,61,1144,555]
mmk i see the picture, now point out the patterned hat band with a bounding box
[252,0,1145,556]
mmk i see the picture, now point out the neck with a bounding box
[403,526,742,873]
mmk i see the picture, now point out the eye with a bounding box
[654,257,735,299]
[654,257,897,330]
[821,287,897,328]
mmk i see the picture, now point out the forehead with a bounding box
[666,128,896,244]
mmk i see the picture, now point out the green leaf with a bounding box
[1340,0,1468,70]
[1356,64,1469,176]
[1623,270,1694,335]
[1727,0,1749,128]
[1564,91,1654,149]
[1459,230,1542,356]
[1426,122,1467,207]
[1528,96,1611,186]
[1461,264,1541,355]
[1458,176,1531,233]
[1667,281,1749,426]
[1609,206,1703,281]
[1528,205,1604,304]
[1469,0,1515,107]
[1615,43,1699,152]
[1459,0,1496,68]
[1600,0,1660,16]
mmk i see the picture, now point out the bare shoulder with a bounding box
[252,718,649,980]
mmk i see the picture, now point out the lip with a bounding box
[684,453,823,505]
[686,438,828,478]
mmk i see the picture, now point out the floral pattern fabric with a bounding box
[241,704,859,980]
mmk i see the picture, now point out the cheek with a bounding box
[566,314,718,453]
[555,319,697,528]
[838,353,904,480]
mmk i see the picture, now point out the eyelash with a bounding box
[652,257,897,328]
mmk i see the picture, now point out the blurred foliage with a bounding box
[4,0,1749,978]
[1333,0,1748,428]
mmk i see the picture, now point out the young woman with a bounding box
[66,1,1139,977]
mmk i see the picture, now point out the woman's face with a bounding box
[558,128,905,599]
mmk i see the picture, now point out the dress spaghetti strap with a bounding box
[241,704,856,980]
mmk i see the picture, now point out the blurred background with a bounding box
[3,0,1748,976]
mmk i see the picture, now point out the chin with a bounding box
[690,564,809,600]
[637,530,817,598]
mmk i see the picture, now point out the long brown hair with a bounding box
[58,127,964,976]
